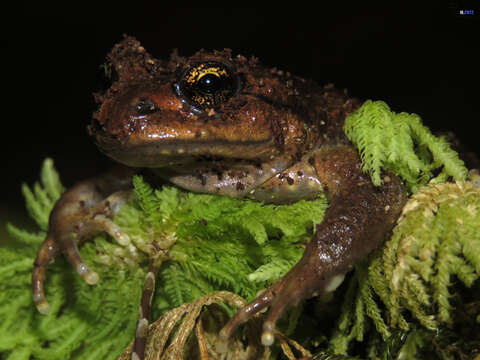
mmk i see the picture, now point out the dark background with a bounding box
[1,4,479,225]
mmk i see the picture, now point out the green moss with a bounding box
[2,159,327,360]
[344,100,467,192]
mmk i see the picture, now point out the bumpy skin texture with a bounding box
[32,36,407,358]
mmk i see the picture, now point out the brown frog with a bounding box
[32,36,407,359]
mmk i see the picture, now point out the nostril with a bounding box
[134,98,159,115]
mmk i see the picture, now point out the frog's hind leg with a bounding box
[221,146,408,346]
[131,260,160,360]
[32,167,136,315]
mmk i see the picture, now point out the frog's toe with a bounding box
[220,268,306,345]
[219,285,277,341]
[259,273,311,346]
[61,191,132,280]
[32,235,58,314]
[62,235,99,284]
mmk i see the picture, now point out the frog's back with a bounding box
[279,75,361,151]
[224,55,361,156]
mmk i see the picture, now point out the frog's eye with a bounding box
[177,61,239,110]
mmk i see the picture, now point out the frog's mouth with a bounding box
[91,126,281,168]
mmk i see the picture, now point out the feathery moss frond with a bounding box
[161,262,187,307]
[384,179,480,326]
[345,100,467,192]
[20,158,64,231]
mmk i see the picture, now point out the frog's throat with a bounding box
[153,157,290,198]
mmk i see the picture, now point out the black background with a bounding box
[2,4,479,220]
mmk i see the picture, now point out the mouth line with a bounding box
[94,134,278,167]
[130,137,275,155]
[94,129,274,153]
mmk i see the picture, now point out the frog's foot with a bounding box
[32,185,132,315]
[220,255,344,346]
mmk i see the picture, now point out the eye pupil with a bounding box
[178,61,239,110]
[198,74,221,94]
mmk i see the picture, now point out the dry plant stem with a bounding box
[195,318,210,360]
[275,330,312,360]
[120,292,246,360]
[162,293,245,359]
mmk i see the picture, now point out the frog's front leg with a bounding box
[32,166,137,314]
[220,145,407,345]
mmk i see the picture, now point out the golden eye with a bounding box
[177,61,239,110]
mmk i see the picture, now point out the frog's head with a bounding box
[90,36,320,168]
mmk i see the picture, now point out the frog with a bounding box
[32,36,407,359]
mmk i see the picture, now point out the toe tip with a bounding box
[36,301,51,315]
[261,322,275,346]
[85,271,99,285]
[219,327,229,340]
[33,293,51,315]
[261,330,275,346]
